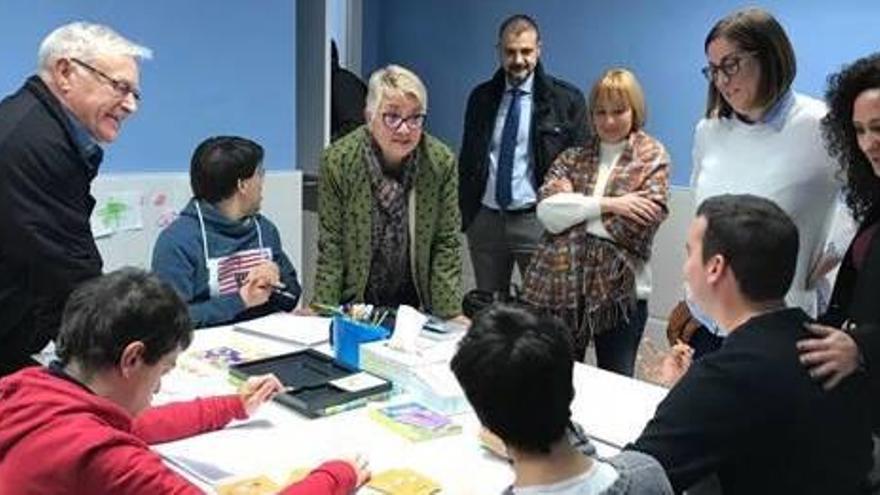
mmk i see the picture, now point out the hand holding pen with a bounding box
[239,261,280,308]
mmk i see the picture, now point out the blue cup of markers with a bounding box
[331,316,390,369]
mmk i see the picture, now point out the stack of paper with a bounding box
[360,340,469,414]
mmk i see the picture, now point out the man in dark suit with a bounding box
[629,194,873,494]
[458,14,588,293]
[0,22,151,376]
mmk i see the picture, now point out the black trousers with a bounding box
[593,300,648,377]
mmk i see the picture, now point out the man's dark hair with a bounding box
[497,14,541,42]
[451,304,573,454]
[697,194,799,302]
[190,136,263,203]
[56,268,193,373]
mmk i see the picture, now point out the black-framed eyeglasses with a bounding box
[70,58,141,101]
[700,51,756,83]
[382,112,426,131]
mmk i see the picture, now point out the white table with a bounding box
[153,320,668,493]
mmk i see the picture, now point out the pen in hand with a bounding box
[271,283,298,301]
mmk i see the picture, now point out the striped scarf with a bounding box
[363,135,419,303]
[523,131,669,351]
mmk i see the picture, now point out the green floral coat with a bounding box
[312,127,463,317]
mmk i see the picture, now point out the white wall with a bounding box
[91,171,303,274]
[649,187,695,320]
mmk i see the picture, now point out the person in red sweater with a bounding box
[0,268,369,494]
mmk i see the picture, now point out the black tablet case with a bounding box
[229,349,392,418]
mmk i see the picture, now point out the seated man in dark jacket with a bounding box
[629,194,873,494]
[152,136,301,328]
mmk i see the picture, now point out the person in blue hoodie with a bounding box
[151,136,301,328]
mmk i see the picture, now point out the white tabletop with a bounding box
[153,317,668,493]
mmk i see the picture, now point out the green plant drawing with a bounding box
[98,198,129,229]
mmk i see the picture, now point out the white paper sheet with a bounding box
[233,313,330,346]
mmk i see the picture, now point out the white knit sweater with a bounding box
[691,92,840,317]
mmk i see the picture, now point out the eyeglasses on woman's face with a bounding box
[701,51,756,83]
[381,112,426,132]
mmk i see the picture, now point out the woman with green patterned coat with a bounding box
[312,64,465,321]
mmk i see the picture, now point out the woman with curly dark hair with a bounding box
[798,53,880,414]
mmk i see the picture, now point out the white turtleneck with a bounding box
[537,140,652,299]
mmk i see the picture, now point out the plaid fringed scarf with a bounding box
[523,131,669,355]
[363,135,419,303]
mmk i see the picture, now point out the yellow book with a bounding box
[215,475,279,495]
[368,468,442,495]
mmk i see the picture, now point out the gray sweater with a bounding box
[502,450,672,495]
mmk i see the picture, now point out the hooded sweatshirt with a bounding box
[152,199,302,328]
[0,367,357,495]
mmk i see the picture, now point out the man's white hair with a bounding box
[38,22,152,77]
[365,64,428,120]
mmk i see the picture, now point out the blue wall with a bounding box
[0,1,296,172]
[362,0,880,185]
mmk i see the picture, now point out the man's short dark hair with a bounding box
[497,14,541,42]
[450,304,573,453]
[56,268,193,373]
[697,194,799,302]
[190,136,263,203]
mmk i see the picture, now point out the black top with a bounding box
[331,66,367,142]
[0,76,103,360]
[822,214,880,431]
[457,63,588,230]
[631,308,872,494]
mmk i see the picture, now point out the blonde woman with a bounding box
[312,65,465,321]
[523,69,670,376]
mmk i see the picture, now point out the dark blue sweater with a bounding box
[151,199,301,328]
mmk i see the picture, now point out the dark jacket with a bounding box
[822,214,880,329]
[631,308,872,495]
[330,43,367,142]
[331,69,367,142]
[0,76,103,358]
[152,199,301,328]
[458,63,588,230]
[821,213,880,431]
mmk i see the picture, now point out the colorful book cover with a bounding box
[370,402,461,442]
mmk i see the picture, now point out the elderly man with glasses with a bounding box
[312,64,467,323]
[0,22,151,377]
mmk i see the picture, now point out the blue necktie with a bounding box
[496,88,522,210]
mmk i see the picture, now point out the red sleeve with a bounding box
[132,395,247,445]
[279,461,357,495]
[84,439,205,495]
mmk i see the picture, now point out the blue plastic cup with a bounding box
[331,316,390,368]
